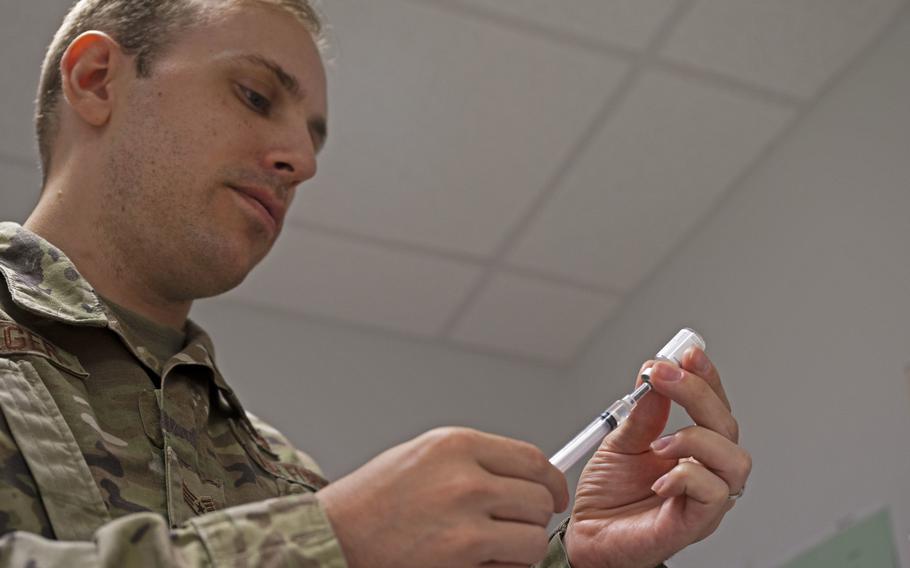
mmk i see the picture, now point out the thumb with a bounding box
[602,361,671,454]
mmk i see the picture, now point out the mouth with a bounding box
[227,184,286,232]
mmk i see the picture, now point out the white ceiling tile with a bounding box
[0,159,42,223]
[0,3,72,163]
[451,272,621,363]
[662,0,906,98]
[445,0,680,50]
[295,0,629,256]
[226,224,482,336]
[508,71,795,291]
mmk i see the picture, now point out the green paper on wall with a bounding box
[780,508,899,568]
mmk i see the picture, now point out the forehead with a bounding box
[165,2,327,105]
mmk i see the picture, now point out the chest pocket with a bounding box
[165,445,226,526]
[0,358,111,540]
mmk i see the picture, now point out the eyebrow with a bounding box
[231,53,328,152]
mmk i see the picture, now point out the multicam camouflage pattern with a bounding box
[0,221,577,567]
[0,222,346,566]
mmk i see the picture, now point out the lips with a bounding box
[228,184,287,229]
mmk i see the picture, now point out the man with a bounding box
[0,0,751,566]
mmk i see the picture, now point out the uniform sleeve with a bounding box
[533,517,668,568]
[533,518,573,568]
[0,493,348,568]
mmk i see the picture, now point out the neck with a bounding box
[25,175,191,331]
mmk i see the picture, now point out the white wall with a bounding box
[190,298,569,480]
[568,9,910,568]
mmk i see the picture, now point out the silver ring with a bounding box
[728,486,745,501]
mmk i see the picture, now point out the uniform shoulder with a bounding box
[245,412,325,477]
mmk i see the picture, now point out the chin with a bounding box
[187,254,260,299]
[178,222,272,296]
[192,270,252,299]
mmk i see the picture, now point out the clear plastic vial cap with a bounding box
[655,328,706,366]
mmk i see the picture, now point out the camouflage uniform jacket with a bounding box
[0,222,576,567]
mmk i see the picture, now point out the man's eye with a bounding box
[240,86,272,115]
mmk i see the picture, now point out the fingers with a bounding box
[651,460,729,520]
[681,347,731,411]
[649,426,751,495]
[602,360,672,453]
[487,477,556,527]
[466,430,569,512]
[650,459,737,545]
[647,361,740,443]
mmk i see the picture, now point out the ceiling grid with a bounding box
[2,0,907,366]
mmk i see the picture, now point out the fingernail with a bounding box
[657,364,685,382]
[650,434,674,452]
[651,474,668,493]
[690,347,710,373]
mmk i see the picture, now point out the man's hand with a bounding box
[317,427,569,568]
[565,347,752,568]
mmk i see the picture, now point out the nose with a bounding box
[264,133,318,186]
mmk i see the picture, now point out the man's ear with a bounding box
[60,31,125,128]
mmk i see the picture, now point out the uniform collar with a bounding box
[0,222,107,326]
[0,222,238,397]
[165,319,236,395]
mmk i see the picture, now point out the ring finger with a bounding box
[650,425,751,494]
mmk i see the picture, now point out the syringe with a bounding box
[549,328,706,473]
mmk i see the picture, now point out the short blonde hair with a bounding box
[35,0,322,183]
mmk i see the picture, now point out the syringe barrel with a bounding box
[549,328,706,473]
[549,414,615,473]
